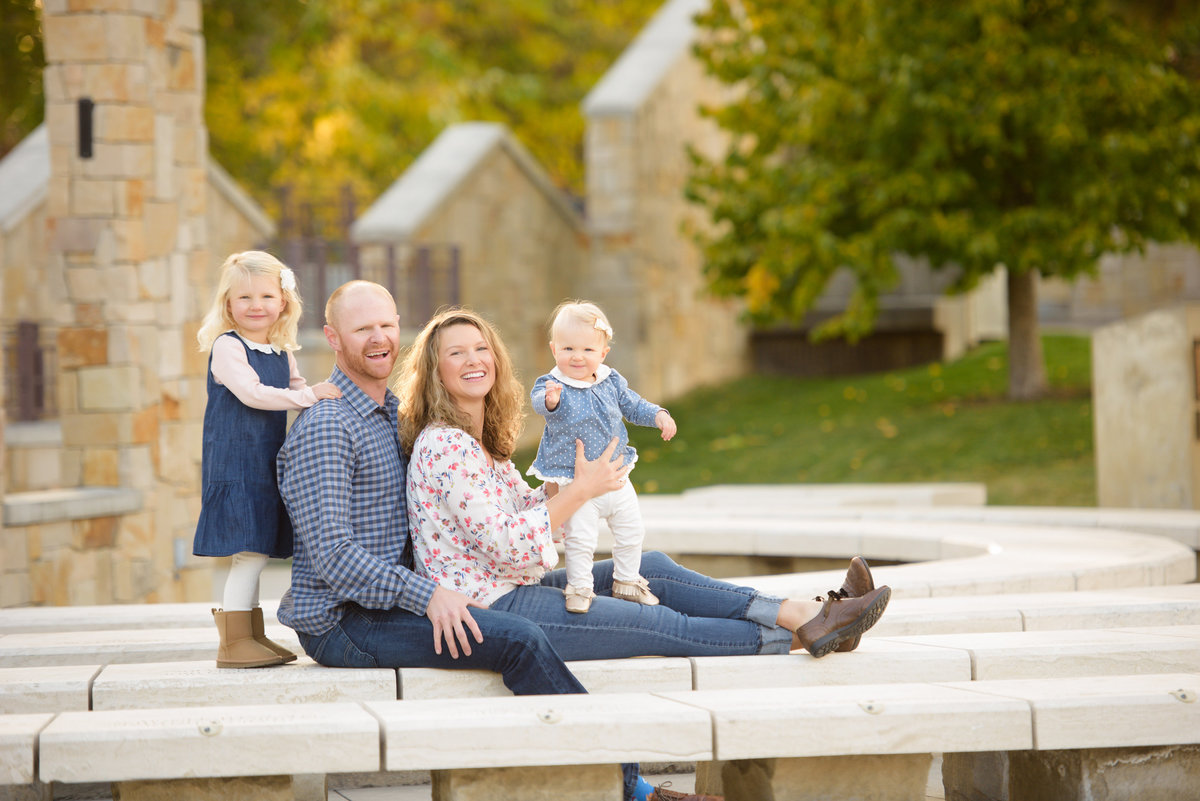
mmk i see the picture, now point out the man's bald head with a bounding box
[325,280,397,330]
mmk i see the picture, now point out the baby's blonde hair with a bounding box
[197,251,304,352]
[549,300,613,344]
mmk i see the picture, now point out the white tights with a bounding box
[222,551,269,611]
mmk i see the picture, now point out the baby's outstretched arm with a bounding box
[656,410,677,441]
[544,380,563,411]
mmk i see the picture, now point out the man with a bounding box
[276,280,588,697]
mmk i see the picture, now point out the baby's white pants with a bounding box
[563,481,645,591]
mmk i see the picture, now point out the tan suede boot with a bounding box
[251,606,297,663]
[212,608,283,669]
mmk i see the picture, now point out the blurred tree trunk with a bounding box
[1007,269,1047,400]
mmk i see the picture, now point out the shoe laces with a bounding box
[812,587,849,603]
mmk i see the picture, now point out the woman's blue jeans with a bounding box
[502,551,794,660]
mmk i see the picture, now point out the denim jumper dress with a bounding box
[193,332,294,558]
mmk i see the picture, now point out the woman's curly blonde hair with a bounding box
[395,307,525,459]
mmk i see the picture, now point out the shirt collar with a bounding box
[231,330,283,355]
[550,363,612,389]
[330,366,399,418]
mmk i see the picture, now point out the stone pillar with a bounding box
[946,746,1200,801]
[41,0,209,602]
[700,754,932,801]
[1092,306,1200,508]
[431,764,623,800]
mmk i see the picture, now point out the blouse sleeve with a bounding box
[287,351,311,391]
[211,336,319,411]
[497,459,549,511]
[414,428,557,574]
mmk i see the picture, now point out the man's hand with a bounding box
[544,380,563,411]
[426,585,486,659]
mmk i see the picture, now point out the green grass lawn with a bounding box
[517,334,1095,507]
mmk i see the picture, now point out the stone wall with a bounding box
[1092,305,1200,509]
[583,0,747,401]
[0,0,212,607]
[401,146,582,398]
[1042,243,1200,327]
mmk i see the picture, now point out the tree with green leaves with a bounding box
[687,0,1200,399]
[0,0,45,157]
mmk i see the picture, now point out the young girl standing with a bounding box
[194,251,340,668]
[528,301,677,613]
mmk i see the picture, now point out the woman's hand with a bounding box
[571,437,627,500]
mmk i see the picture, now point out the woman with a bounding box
[396,307,891,662]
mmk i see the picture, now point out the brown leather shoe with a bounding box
[832,556,875,653]
[795,585,891,659]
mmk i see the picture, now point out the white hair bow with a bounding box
[280,267,297,293]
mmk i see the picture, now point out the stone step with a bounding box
[0,713,53,786]
[39,702,381,784]
[0,624,301,668]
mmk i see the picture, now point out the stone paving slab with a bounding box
[689,639,971,690]
[398,657,691,699]
[39,702,380,783]
[881,629,1200,680]
[367,693,712,771]
[0,713,52,785]
[660,681,1032,761]
[0,625,301,667]
[0,665,98,714]
[944,672,1200,750]
[91,659,397,710]
[0,602,279,634]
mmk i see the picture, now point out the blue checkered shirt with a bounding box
[275,366,437,635]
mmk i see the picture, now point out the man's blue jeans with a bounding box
[297,603,642,798]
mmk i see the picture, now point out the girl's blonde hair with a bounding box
[196,251,303,352]
[396,307,525,459]
[549,300,613,343]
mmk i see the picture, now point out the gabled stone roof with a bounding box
[0,123,274,238]
[0,124,49,233]
[351,121,582,244]
[582,0,707,116]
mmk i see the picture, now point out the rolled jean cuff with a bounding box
[746,592,783,628]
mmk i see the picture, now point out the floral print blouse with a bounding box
[407,425,558,606]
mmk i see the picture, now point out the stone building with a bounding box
[0,0,272,608]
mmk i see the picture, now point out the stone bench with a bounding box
[16,672,1200,800]
[673,672,1200,800]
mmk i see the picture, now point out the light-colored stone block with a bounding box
[432,763,622,801]
[0,624,297,667]
[662,682,1031,761]
[399,657,690,699]
[0,665,98,713]
[887,629,1200,680]
[92,659,395,709]
[689,639,971,691]
[0,596,225,635]
[943,673,1200,751]
[1093,306,1199,509]
[369,693,711,771]
[39,702,380,782]
[0,714,52,786]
